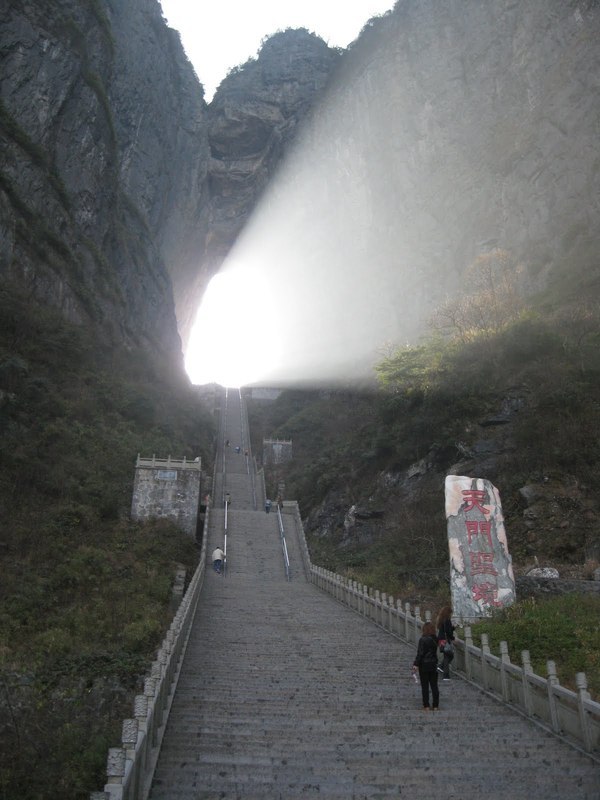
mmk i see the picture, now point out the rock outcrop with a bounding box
[198,30,339,338]
[0,0,209,359]
[169,30,340,344]
[0,8,340,354]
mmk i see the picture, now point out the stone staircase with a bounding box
[146,391,599,799]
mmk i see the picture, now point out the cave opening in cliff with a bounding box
[185,267,283,387]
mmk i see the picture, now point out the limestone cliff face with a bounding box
[329,0,600,311]
[1,2,598,373]
[0,10,339,354]
[0,0,209,358]
[222,0,600,381]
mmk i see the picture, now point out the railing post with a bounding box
[404,602,411,641]
[464,626,473,680]
[499,641,510,701]
[521,651,533,716]
[151,660,162,681]
[546,660,560,732]
[396,599,403,639]
[106,748,125,796]
[481,633,490,691]
[122,717,140,798]
[576,673,592,752]
[158,648,168,674]
[122,718,138,759]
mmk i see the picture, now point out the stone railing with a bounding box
[135,454,202,471]
[289,502,600,758]
[90,507,209,800]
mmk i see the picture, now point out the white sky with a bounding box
[159,0,395,100]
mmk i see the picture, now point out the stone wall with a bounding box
[263,439,293,466]
[131,461,202,538]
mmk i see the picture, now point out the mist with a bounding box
[186,1,600,388]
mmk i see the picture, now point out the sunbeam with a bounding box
[184,2,598,389]
[185,267,283,387]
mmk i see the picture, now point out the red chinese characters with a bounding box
[465,519,492,547]
[462,489,500,607]
[461,489,488,514]
[471,581,502,606]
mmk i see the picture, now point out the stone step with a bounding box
[150,766,591,799]
[152,740,576,771]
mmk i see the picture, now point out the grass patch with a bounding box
[468,595,600,697]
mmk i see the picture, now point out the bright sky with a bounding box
[159,0,395,100]
[185,266,284,387]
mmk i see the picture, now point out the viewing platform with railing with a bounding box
[135,454,202,471]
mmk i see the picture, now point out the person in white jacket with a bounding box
[212,547,225,574]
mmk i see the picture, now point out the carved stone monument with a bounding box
[445,475,516,620]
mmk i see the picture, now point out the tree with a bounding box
[431,249,525,343]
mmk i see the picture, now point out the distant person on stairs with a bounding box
[212,547,225,574]
[265,499,272,513]
[412,621,440,710]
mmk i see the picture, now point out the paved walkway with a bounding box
[148,389,599,799]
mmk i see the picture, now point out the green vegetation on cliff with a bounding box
[0,281,215,798]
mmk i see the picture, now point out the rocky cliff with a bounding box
[0,5,340,355]
[223,0,600,382]
[0,0,210,359]
[192,30,339,344]
[3,2,597,376]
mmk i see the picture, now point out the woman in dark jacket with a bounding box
[436,605,455,680]
[412,621,439,710]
